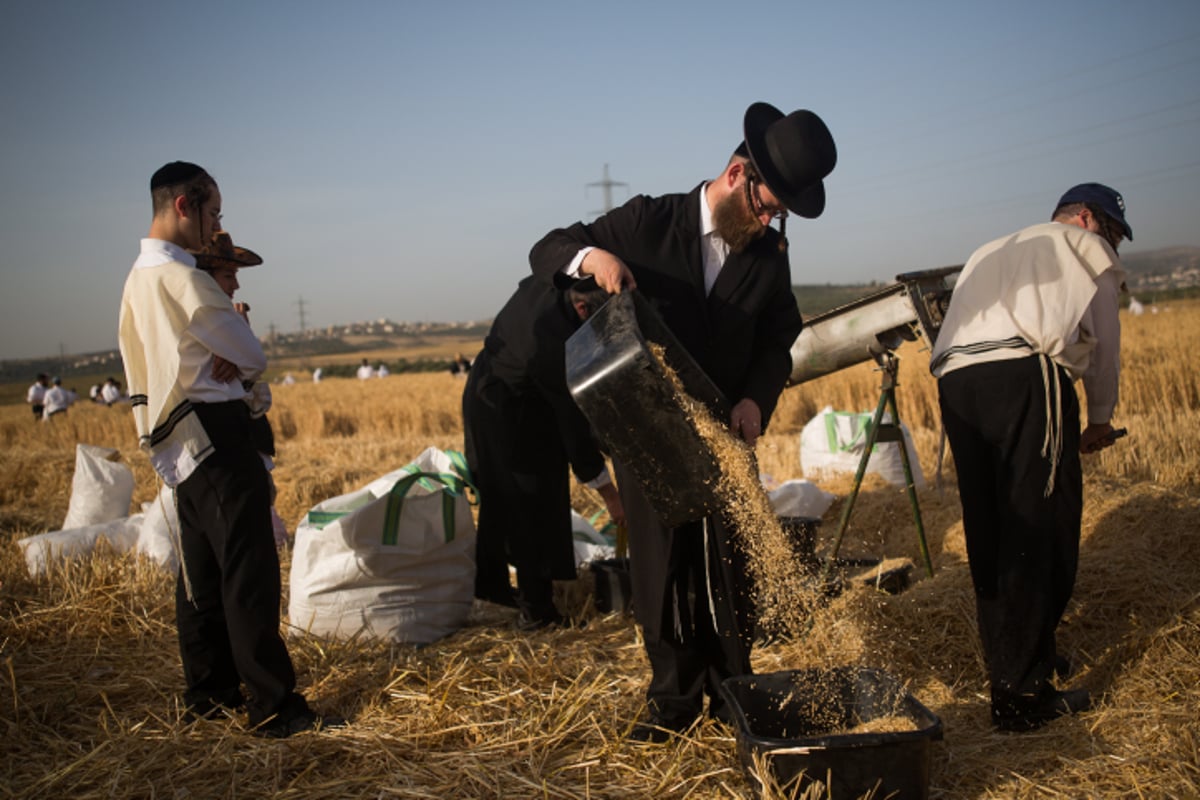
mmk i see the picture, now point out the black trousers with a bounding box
[616,460,753,725]
[938,357,1082,705]
[462,362,576,615]
[174,402,306,726]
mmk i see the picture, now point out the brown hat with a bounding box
[191,231,263,270]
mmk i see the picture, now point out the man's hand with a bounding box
[581,249,637,294]
[598,482,626,527]
[211,356,239,384]
[730,398,763,447]
[234,301,251,323]
[1081,422,1120,454]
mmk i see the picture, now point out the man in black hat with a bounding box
[118,162,339,738]
[930,182,1130,731]
[529,102,836,742]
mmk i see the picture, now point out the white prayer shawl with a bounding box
[931,222,1123,382]
[42,386,71,417]
[119,257,259,486]
[930,222,1124,496]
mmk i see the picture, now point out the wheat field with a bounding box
[1,301,1198,799]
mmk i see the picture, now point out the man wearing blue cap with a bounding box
[529,102,836,742]
[930,182,1130,731]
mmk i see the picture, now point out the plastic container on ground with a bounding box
[720,666,943,800]
[590,557,632,614]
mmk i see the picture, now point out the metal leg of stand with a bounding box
[887,388,934,578]
[819,354,934,582]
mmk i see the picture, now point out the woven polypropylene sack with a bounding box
[288,447,477,645]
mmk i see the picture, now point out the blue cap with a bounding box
[1056,182,1132,242]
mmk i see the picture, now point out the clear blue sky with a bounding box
[2,0,1198,360]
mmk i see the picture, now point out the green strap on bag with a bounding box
[381,450,477,546]
[824,411,874,453]
[303,450,478,543]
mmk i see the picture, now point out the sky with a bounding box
[2,0,1198,360]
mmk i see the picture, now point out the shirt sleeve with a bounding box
[565,246,594,277]
[187,306,267,382]
[1080,268,1122,424]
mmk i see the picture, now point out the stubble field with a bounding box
[1,300,1197,799]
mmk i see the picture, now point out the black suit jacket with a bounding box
[470,276,605,484]
[528,184,802,428]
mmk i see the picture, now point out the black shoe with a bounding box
[1053,653,1073,680]
[627,714,694,744]
[254,709,348,739]
[183,691,246,722]
[993,688,1091,732]
[708,702,736,727]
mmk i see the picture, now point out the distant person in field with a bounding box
[462,276,624,629]
[26,373,49,420]
[42,376,75,419]
[356,358,374,380]
[449,352,471,377]
[118,161,340,738]
[190,231,288,549]
[930,182,1129,732]
[89,383,103,403]
[375,363,389,378]
[312,367,323,383]
[101,376,126,405]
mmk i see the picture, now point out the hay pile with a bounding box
[3,446,1197,798]
[2,296,1199,799]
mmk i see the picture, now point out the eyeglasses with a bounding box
[744,174,788,222]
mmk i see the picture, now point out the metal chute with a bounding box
[789,266,962,385]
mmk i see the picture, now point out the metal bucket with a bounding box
[565,291,729,527]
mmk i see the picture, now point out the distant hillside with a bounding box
[1121,245,1200,276]
[792,283,888,317]
[1118,246,1200,299]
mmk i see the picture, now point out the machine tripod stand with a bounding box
[820,351,934,582]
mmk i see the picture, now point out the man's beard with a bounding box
[712,189,766,254]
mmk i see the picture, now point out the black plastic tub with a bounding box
[720,667,943,800]
[565,291,729,527]
[590,557,632,614]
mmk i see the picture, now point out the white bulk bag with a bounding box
[572,510,615,566]
[16,516,143,578]
[61,444,135,530]
[288,447,477,645]
[800,405,925,489]
[767,479,836,519]
[137,484,181,572]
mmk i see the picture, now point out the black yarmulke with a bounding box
[150,161,207,190]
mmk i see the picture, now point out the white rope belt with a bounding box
[1038,354,1064,497]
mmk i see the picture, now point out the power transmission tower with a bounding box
[587,163,628,217]
[295,296,308,333]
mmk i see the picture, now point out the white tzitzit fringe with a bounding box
[1038,354,1064,497]
[157,479,195,604]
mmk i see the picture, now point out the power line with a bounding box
[587,164,629,217]
[295,296,308,333]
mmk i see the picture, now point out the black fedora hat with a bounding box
[742,102,837,219]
